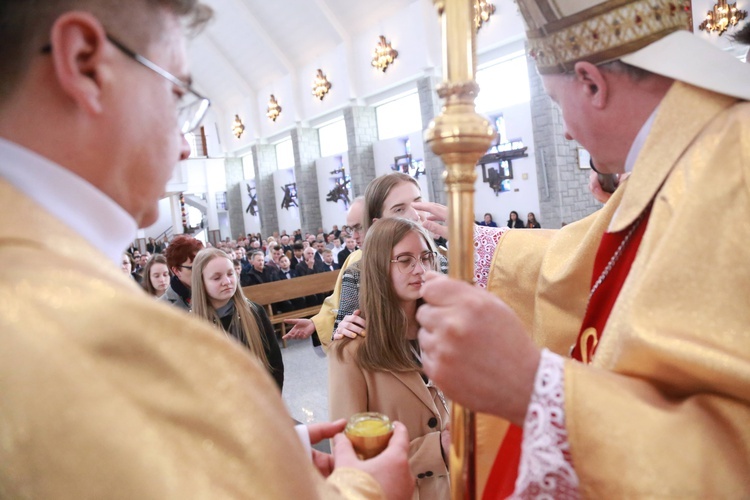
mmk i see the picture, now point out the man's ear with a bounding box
[573,61,608,109]
[49,12,109,115]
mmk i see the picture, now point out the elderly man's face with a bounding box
[303,247,316,262]
[346,199,365,247]
[541,69,628,174]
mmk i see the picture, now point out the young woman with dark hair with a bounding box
[507,210,525,228]
[526,212,542,229]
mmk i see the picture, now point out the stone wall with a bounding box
[417,75,448,205]
[224,157,245,239]
[344,106,378,198]
[527,51,602,228]
[291,127,323,235]
[251,144,279,237]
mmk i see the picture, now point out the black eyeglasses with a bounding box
[180,265,193,270]
[42,34,210,134]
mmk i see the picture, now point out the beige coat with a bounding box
[483,82,750,497]
[329,338,450,500]
[0,179,382,499]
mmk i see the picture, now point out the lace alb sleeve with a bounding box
[511,349,580,499]
[473,225,508,288]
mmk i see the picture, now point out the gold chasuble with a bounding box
[481,82,750,497]
[0,182,382,498]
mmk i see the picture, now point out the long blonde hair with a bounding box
[340,218,437,372]
[191,248,270,369]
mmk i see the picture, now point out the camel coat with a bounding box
[329,338,450,500]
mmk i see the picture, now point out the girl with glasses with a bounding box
[329,218,449,499]
[191,248,284,390]
[333,172,447,341]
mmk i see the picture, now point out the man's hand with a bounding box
[283,318,316,340]
[333,310,366,340]
[588,171,629,204]
[412,201,449,240]
[416,272,541,426]
[333,422,414,500]
[307,419,347,477]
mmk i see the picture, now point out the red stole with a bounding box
[571,207,651,364]
[482,208,651,499]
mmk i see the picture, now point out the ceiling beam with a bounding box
[200,35,262,144]
[201,34,257,94]
[234,0,295,73]
[234,0,305,123]
[312,0,350,43]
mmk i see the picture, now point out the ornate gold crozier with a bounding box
[425,1,496,498]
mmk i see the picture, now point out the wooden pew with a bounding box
[242,270,340,347]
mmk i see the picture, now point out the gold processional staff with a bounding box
[425,0,496,498]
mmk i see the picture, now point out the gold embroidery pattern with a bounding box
[528,0,689,73]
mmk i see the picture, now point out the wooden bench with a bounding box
[242,270,340,347]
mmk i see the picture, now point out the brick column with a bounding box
[527,51,601,228]
[417,75,447,205]
[344,106,378,198]
[224,157,245,240]
[291,127,323,235]
[251,144,279,237]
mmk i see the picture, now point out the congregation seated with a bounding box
[507,210,525,228]
[141,254,170,298]
[290,242,305,270]
[191,248,284,390]
[320,248,339,272]
[526,211,541,228]
[121,252,142,284]
[295,247,327,306]
[241,250,279,287]
[336,236,358,265]
[160,235,205,311]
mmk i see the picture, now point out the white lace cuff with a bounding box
[511,349,579,499]
[473,225,508,288]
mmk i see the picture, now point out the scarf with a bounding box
[170,274,192,306]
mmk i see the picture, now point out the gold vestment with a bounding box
[0,181,382,499]
[483,82,750,497]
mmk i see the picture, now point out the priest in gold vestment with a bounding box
[416,1,750,498]
[0,2,414,498]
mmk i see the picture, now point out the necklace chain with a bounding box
[589,210,647,299]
